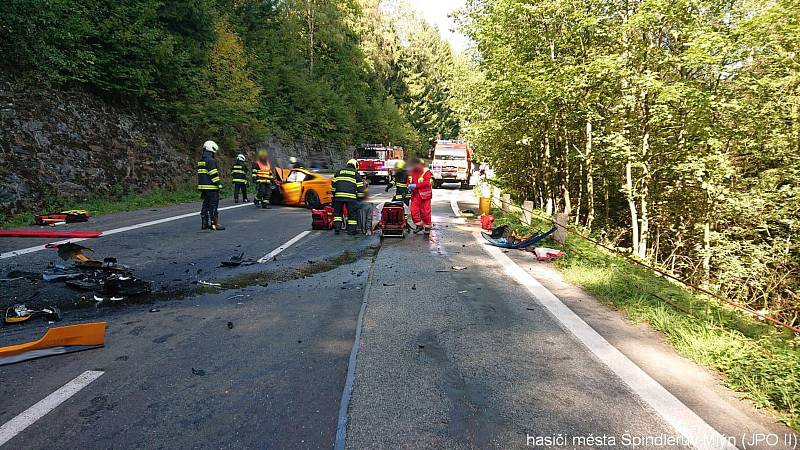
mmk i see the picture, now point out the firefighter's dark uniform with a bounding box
[197,151,222,230]
[332,163,366,234]
[232,161,249,203]
[252,160,275,208]
[388,169,410,205]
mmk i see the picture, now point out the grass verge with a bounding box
[1,183,216,229]
[491,207,800,429]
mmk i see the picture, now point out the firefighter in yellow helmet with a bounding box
[385,159,410,205]
[332,159,366,235]
[197,140,225,231]
[252,149,276,209]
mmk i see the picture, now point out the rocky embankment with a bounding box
[0,76,193,215]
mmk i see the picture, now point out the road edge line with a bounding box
[256,230,312,264]
[0,370,104,447]
[476,235,736,450]
[334,246,379,450]
[1,203,252,260]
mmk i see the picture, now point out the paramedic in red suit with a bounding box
[408,158,433,235]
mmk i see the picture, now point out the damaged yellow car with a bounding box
[270,167,333,209]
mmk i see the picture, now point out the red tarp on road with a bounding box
[0,230,102,238]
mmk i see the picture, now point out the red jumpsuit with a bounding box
[410,167,433,228]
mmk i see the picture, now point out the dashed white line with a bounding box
[257,231,312,263]
[476,234,736,450]
[0,370,104,447]
[0,203,252,260]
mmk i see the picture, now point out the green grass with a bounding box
[492,208,800,429]
[1,183,212,229]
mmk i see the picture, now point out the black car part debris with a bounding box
[4,304,62,324]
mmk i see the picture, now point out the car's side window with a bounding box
[287,171,307,183]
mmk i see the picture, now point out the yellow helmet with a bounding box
[395,160,406,170]
[258,149,268,158]
[347,159,358,168]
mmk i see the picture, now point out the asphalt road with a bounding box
[0,187,795,449]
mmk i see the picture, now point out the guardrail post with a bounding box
[501,193,511,212]
[522,200,534,225]
[553,212,568,245]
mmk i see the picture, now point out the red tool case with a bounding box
[380,202,406,238]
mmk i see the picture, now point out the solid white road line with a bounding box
[0,203,252,260]
[475,232,736,450]
[0,370,104,447]
[257,230,312,263]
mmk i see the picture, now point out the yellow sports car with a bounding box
[272,167,333,209]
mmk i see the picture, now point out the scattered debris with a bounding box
[411,284,417,290]
[3,270,39,282]
[221,253,257,267]
[226,294,246,301]
[382,282,396,287]
[227,321,234,330]
[451,266,467,271]
[533,247,566,261]
[459,209,477,218]
[34,210,90,226]
[196,280,221,287]
[43,266,83,282]
[191,368,206,376]
[0,322,106,366]
[526,307,535,311]
[4,304,62,324]
[481,226,557,249]
[149,308,160,313]
[46,242,94,261]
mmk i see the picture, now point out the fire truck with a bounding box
[355,144,404,184]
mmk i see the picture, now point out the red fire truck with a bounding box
[355,144,404,184]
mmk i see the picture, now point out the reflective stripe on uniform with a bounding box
[334,192,357,199]
[197,184,220,190]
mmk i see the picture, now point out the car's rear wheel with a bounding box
[304,190,322,209]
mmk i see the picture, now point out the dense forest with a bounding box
[456,0,799,324]
[0,0,459,154]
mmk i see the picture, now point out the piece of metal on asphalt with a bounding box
[0,370,104,447]
[0,203,252,260]
[334,246,378,450]
[476,232,736,450]
[257,231,312,264]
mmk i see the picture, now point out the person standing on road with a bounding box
[385,160,410,205]
[252,149,275,209]
[332,159,366,235]
[197,140,225,231]
[289,156,306,169]
[232,154,249,204]
[408,158,432,235]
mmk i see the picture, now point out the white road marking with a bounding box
[0,203,252,260]
[0,370,104,447]
[476,234,736,450]
[257,230,312,263]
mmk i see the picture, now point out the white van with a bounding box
[431,141,472,189]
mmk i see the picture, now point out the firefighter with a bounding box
[232,154,249,204]
[332,159,366,235]
[408,158,433,235]
[197,140,225,231]
[289,156,305,169]
[385,160,409,205]
[252,149,275,209]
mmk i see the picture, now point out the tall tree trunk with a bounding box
[544,136,554,215]
[585,119,595,229]
[626,160,640,256]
